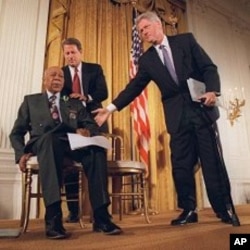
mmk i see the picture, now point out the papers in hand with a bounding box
[67,133,111,150]
[187,78,206,102]
[187,78,223,108]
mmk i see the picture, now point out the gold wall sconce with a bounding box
[223,87,246,126]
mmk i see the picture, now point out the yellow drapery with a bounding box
[44,0,203,214]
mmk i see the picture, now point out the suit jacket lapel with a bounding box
[60,98,70,123]
[64,66,72,86]
[148,47,169,76]
[40,93,54,121]
[81,62,90,94]
[149,46,179,87]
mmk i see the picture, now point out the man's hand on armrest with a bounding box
[19,153,33,172]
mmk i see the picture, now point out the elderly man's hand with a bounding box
[19,153,33,172]
[76,128,91,137]
[69,93,88,102]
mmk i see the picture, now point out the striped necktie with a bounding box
[49,95,61,124]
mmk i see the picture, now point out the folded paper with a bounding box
[67,133,111,150]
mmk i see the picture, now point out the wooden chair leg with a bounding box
[36,175,41,218]
[142,175,151,224]
[78,169,85,228]
[20,172,26,228]
[21,168,32,233]
[119,195,123,221]
[119,176,126,221]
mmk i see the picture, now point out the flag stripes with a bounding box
[129,10,150,169]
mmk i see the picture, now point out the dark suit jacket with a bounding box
[9,92,99,163]
[62,62,108,113]
[112,33,220,134]
[62,62,108,132]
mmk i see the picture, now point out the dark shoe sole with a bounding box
[171,212,198,226]
[93,228,122,235]
[216,212,234,225]
[221,218,233,224]
[46,234,67,239]
[171,219,198,226]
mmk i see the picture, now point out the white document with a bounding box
[187,78,224,108]
[187,78,206,102]
[67,133,111,150]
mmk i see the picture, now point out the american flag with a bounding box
[129,10,151,173]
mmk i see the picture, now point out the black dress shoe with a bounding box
[65,212,79,223]
[46,228,66,240]
[45,214,67,239]
[93,221,122,235]
[171,210,198,226]
[216,211,233,224]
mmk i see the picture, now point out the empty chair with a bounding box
[105,133,150,223]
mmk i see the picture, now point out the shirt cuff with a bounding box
[106,103,117,113]
[214,92,221,97]
[87,94,92,102]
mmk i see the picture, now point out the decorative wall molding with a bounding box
[0,148,22,219]
[229,16,250,35]
[203,179,250,207]
[192,0,209,14]
[0,0,50,219]
[191,0,250,36]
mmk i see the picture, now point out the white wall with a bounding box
[187,0,250,207]
[0,0,49,219]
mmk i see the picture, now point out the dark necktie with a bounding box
[49,95,61,124]
[72,67,81,93]
[159,45,178,84]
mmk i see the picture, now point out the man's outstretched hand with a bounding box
[92,108,111,127]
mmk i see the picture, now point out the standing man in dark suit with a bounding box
[61,37,108,133]
[93,11,240,226]
[61,38,109,223]
[9,66,122,239]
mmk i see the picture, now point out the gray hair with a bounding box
[135,11,161,28]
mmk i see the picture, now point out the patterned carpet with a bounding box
[0,205,250,250]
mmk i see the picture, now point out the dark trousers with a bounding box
[31,132,110,213]
[170,104,232,213]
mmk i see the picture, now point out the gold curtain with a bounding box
[45,0,203,214]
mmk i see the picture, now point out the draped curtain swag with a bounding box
[45,0,203,214]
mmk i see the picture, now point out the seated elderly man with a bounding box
[9,66,122,239]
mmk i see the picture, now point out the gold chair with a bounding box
[20,156,85,233]
[105,133,150,223]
